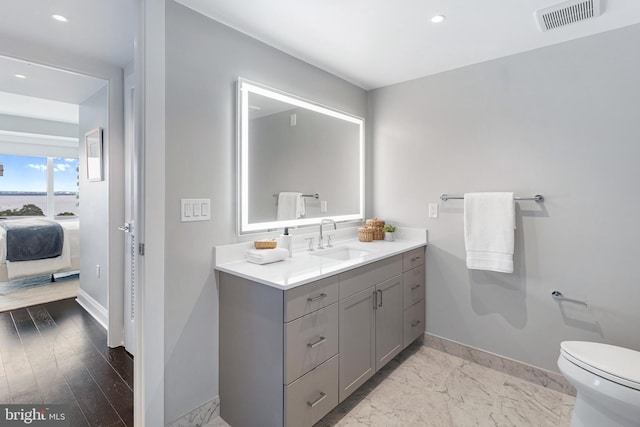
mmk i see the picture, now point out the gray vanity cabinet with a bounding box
[374,275,404,371]
[338,287,376,401]
[337,255,404,403]
[218,246,426,427]
[402,248,426,348]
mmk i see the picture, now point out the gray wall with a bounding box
[164,1,367,422]
[369,24,640,372]
[249,107,360,222]
[78,84,110,307]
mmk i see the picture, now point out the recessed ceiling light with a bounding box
[14,74,27,79]
[51,14,68,22]
[431,15,446,23]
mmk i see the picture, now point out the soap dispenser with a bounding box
[280,227,293,257]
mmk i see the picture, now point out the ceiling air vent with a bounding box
[535,0,601,32]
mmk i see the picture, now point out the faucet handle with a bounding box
[305,237,315,251]
[326,234,334,248]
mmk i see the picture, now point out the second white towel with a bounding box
[464,192,515,273]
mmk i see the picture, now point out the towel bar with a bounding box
[440,193,544,202]
[273,193,319,199]
[551,291,588,307]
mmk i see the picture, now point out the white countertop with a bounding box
[214,227,427,290]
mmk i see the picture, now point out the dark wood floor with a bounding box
[0,298,133,427]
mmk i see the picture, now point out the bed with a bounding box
[0,218,80,282]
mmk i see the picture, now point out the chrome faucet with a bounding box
[318,218,337,249]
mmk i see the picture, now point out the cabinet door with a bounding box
[375,275,403,371]
[338,287,375,403]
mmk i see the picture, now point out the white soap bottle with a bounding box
[280,227,293,257]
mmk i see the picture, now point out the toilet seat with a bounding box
[561,341,640,391]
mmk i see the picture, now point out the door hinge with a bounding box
[138,243,145,256]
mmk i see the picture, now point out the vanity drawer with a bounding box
[403,300,425,349]
[285,303,339,384]
[339,254,402,299]
[285,276,339,322]
[285,354,339,427]
[402,247,425,272]
[403,265,425,309]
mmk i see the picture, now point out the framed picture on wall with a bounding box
[86,127,103,182]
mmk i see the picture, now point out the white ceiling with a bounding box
[0,0,135,70]
[0,56,107,106]
[0,0,639,104]
[176,0,640,89]
[0,0,133,118]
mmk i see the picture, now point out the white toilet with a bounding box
[558,341,640,427]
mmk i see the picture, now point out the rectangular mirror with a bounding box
[238,79,365,234]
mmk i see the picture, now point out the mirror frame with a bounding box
[237,78,365,234]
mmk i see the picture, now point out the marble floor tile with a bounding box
[208,343,574,427]
[202,418,230,427]
[321,377,454,427]
[440,361,509,426]
[559,393,576,427]
[386,345,467,392]
[489,376,565,427]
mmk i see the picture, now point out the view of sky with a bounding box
[0,154,78,192]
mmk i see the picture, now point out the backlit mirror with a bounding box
[238,79,364,234]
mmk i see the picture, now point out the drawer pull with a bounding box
[307,336,327,349]
[307,293,327,302]
[306,392,327,408]
[377,289,383,307]
[411,320,422,328]
[411,284,421,291]
[411,256,421,262]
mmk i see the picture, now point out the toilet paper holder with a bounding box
[552,291,588,307]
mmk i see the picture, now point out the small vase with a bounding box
[384,232,395,242]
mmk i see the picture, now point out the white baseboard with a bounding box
[76,288,108,330]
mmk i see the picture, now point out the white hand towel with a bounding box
[464,192,515,273]
[246,248,289,265]
[277,192,304,220]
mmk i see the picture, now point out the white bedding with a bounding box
[0,219,80,281]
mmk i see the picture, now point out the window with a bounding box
[0,154,79,218]
[54,157,79,217]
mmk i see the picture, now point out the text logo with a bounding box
[0,405,69,427]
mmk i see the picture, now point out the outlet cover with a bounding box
[428,203,439,219]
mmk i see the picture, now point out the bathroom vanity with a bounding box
[215,230,426,427]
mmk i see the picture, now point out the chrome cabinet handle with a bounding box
[307,336,327,349]
[307,293,327,302]
[377,289,383,307]
[411,284,421,291]
[411,320,422,328]
[307,392,327,408]
[411,256,421,262]
[373,290,377,310]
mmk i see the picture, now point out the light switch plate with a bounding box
[181,199,211,222]
[428,203,439,219]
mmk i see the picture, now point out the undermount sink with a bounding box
[310,246,370,261]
